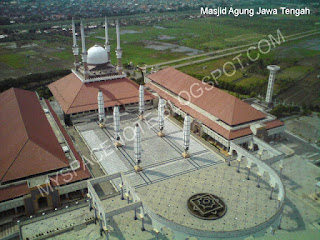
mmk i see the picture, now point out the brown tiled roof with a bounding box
[50,170,90,187]
[46,99,91,186]
[148,67,266,126]
[0,183,30,202]
[49,73,154,114]
[265,119,284,129]
[146,83,283,140]
[0,88,69,183]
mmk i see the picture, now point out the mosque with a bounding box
[46,18,286,240]
[48,18,154,123]
[0,18,286,240]
[49,18,285,155]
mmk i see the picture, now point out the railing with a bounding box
[140,141,285,239]
[72,69,126,83]
[144,200,284,239]
[229,142,285,202]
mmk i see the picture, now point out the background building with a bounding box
[145,67,285,153]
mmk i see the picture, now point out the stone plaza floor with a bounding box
[21,205,93,240]
[76,110,224,190]
[73,109,281,237]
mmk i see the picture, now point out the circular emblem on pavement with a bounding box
[187,193,227,220]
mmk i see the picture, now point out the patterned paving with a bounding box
[77,109,223,189]
[136,162,280,232]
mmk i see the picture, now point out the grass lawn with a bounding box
[50,50,74,61]
[19,50,37,56]
[219,71,244,82]
[277,65,314,81]
[178,56,241,76]
[237,75,266,87]
[0,53,27,69]
[222,89,250,100]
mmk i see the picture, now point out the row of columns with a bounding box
[97,93,194,172]
[88,192,146,239]
[119,180,146,231]
[227,148,284,230]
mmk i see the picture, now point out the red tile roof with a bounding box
[265,119,284,129]
[45,99,91,186]
[148,67,266,126]
[49,73,154,114]
[146,83,283,140]
[50,170,90,187]
[0,88,69,183]
[0,183,30,202]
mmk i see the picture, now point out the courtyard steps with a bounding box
[0,222,19,240]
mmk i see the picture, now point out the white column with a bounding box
[134,124,142,172]
[158,98,165,137]
[228,147,233,155]
[182,114,191,158]
[113,106,122,147]
[236,155,241,173]
[248,140,254,151]
[139,85,145,119]
[97,90,105,123]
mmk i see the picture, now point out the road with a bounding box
[147,29,319,69]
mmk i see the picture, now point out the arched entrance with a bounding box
[232,149,238,157]
[193,124,200,135]
[191,120,202,136]
[37,197,48,210]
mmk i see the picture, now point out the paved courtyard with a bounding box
[136,162,279,232]
[76,109,224,190]
[21,206,93,240]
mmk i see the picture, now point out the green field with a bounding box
[186,35,319,104]
[0,12,319,104]
[277,66,314,81]
[0,53,27,69]
[237,75,266,87]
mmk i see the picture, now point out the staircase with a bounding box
[0,222,19,240]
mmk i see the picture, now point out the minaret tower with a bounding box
[80,21,89,80]
[265,65,280,106]
[71,18,80,70]
[104,16,111,62]
[115,20,123,74]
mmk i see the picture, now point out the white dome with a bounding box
[87,45,108,65]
